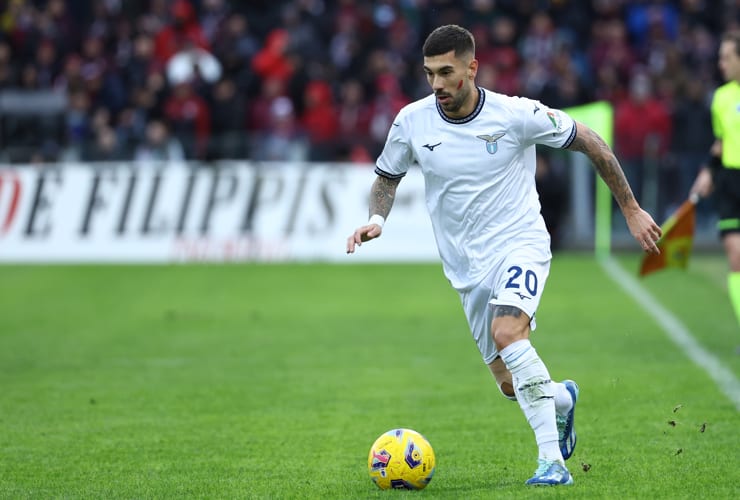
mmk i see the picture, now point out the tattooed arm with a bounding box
[346,175,402,254]
[368,175,401,220]
[568,122,637,213]
[568,121,662,254]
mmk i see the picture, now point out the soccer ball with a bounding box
[367,428,436,490]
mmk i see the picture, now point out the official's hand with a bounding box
[690,168,713,199]
[346,223,383,254]
[626,208,662,255]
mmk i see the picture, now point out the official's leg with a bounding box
[723,232,740,327]
[715,170,740,329]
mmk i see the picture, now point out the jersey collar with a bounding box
[436,87,485,124]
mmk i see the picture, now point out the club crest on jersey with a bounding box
[476,132,506,154]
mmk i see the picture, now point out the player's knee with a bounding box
[490,308,530,350]
[491,325,526,350]
[728,253,740,272]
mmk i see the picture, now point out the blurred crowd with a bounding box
[0,0,737,214]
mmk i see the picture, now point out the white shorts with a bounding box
[458,246,551,365]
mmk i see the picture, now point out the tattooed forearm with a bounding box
[369,175,401,218]
[568,122,637,210]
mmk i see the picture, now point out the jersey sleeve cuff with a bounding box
[560,122,577,149]
[374,166,407,179]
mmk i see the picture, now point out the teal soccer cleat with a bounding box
[525,459,574,486]
[556,379,579,460]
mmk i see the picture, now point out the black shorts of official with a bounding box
[715,167,740,236]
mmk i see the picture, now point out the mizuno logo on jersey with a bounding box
[423,142,442,151]
[476,132,506,155]
[515,292,531,300]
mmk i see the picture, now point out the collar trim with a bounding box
[436,87,485,124]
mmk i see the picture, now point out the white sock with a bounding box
[499,339,563,463]
[553,382,573,416]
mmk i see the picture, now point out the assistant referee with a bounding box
[691,30,740,330]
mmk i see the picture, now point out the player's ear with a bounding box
[468,59,478,80]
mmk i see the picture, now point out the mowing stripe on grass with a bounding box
[601,257,740,411]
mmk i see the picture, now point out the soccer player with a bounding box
[346,25,662,486]
[690,30,740,331]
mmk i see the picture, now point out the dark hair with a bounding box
[722,30,740,56]
[422,25,475,59]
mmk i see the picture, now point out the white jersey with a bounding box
[376,87,576,290]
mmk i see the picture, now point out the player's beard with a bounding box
[437,85,471,115]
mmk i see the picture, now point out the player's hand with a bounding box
[625,208,662,255]
[346,223,383,254]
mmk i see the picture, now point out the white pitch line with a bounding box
[600,257,740,411]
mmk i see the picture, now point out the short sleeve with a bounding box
[710,89,723,140]
[519,98,577,149]
[375,116,414,179]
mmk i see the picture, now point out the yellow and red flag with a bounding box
[639,195,698,277]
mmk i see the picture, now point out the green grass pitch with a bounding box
[0,254,738,499]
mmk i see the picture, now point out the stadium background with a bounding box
[0,0,738,257]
